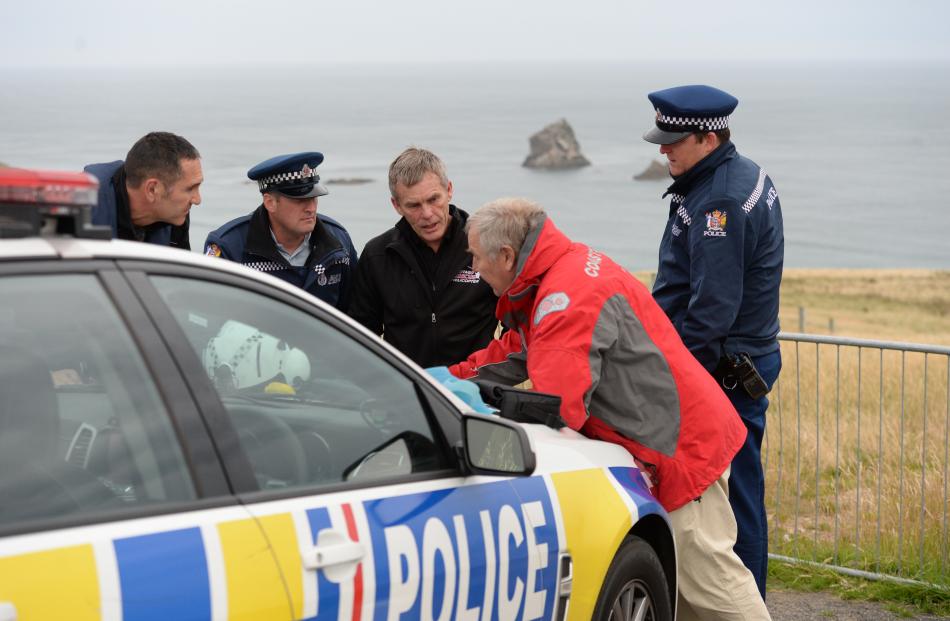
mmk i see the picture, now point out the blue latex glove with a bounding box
[424,366,496,414]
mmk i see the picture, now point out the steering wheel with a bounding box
[359,398,400,436]
[227,408,308,489]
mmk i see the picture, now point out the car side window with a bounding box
[0,275,196,529]
[150,276,450,492]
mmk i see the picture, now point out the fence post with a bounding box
[799,306,806,332]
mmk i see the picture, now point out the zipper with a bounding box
[431,313,437,324]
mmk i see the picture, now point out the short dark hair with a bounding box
[694,128,731,145]
[124,132,200,188]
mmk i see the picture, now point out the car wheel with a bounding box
[592,535,672,621]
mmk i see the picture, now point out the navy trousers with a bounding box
[724,349,782,599]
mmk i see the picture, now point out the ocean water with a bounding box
[1,61,948,269]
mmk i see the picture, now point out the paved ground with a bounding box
[767,590,948,620]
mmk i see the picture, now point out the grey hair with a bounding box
[388,147,449,198]
[466,197,546,259]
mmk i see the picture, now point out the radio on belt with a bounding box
[0,168,111,239]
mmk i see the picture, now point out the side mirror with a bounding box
[461,414,536,476]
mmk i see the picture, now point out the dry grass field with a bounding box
[633,268,950,345]
[778,269,950,346]
[767,271,950,584]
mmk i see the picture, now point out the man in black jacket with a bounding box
[348,148,499,368]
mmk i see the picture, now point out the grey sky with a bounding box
[4,0,949,68]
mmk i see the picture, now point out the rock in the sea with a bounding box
[325,177,373,186]
[522,119,591,169]
[633,159,669,181]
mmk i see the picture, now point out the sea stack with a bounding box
[522,119,591,169]
[633,159,669,181]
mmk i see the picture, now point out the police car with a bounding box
[0,169,676,621]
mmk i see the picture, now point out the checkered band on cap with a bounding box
[656,109,730,132]
[257,169,320,191]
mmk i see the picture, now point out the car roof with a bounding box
[1,235,313,297]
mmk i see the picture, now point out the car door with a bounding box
[0,265,293,621]
[139,263,569,621]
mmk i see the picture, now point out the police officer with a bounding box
[643,84,784,598]
[204,152,357,310]
[85,131,202,248]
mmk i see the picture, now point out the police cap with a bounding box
[247,152,328,199]
[643,85,738,145]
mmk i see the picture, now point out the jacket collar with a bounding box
[111,165,139,241]
[245,204,341,266]
[112,165,171,242]
[505,215,572,300]
[663,140,736,199]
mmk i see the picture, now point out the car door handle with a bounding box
[302,540,364,570]
[302,528,366,582]
[0,602,17,621]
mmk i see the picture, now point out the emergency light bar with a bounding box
[0,168,111,239]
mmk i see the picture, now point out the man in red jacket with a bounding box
[450,197,770,620]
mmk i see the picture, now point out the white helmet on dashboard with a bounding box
[203,320,311,391]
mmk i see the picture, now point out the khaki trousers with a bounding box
[669,467,772,621]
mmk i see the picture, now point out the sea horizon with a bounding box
[2,60,948,269]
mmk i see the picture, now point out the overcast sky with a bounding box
[4,0,949,68]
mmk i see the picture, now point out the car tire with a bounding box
[592,535,672,621]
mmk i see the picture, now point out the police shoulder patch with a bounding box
[205,243,222,257]
[703,209,728,237]
[534,292,571,325]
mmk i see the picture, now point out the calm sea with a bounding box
[1,61,948,269]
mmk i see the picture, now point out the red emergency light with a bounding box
[0,168,110,239]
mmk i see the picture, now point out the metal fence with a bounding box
[765,332,950,587]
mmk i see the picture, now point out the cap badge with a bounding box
[300,163,312,179]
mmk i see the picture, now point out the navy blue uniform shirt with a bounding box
[652,141,784,371]
[204,205,357,311]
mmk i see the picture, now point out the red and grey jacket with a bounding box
[450,216,746,512]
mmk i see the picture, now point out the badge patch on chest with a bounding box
[452,268,481,284]
[703,210,728,237]
[534,292,570,325]
[317,273,342,286]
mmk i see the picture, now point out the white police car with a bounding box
[0,169,676,621]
